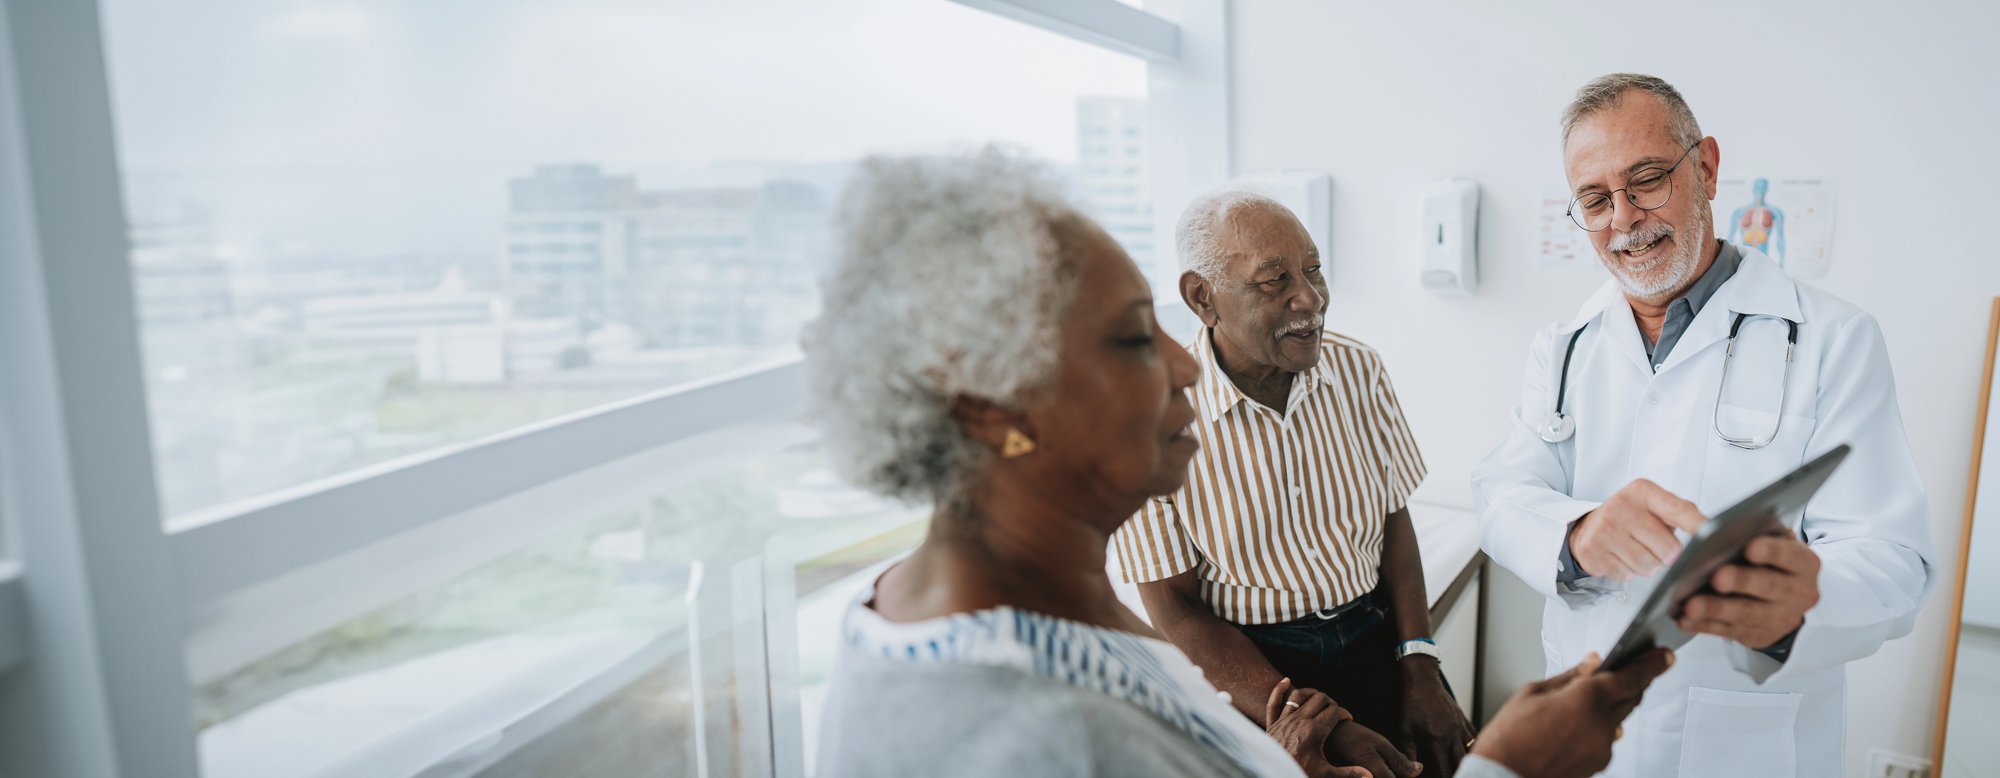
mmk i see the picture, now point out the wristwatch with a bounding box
[1395,637,1440,661]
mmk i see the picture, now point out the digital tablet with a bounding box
[1599,444,1850,672]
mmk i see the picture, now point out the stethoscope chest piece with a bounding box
[1539,412,1576,443]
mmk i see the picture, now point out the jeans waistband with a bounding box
[1293,587,1378,624]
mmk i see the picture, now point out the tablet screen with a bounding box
[1599,444,1851,671]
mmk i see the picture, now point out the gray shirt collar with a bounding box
[1646,240,1742,370]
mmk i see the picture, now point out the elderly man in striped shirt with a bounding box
[1113,191,1473,777]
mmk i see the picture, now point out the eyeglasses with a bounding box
[1567,141,1700,232]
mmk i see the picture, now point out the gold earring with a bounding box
[1001,428,1037,458]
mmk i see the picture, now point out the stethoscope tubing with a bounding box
[1540,312,1799,449]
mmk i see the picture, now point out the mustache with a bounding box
[1607,222,1675,252]
[1276,317,1323,337]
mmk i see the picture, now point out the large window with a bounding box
[100,0,1150,522]
[191,434,922,777]
[2,0,1218,775]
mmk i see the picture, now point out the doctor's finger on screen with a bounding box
[1571,479,1707,580]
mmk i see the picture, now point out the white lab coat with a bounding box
[1472,248,1934,777]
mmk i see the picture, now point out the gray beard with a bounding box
[1604,204,1711,302]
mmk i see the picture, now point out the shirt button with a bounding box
[1305,548,1322,559]
[1216,690,1232,704]
[1646,392,1661,406]
[1617,592,1630,604]
[1290,486,1303,499]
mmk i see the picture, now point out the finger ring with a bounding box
[1284,700,1301,709]
[1465,738,1476,750]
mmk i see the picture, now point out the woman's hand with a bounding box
[1264,678,1372,778]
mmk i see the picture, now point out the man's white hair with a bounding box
[1175,188,1292,281]
[804,148,1080,508]
[1560,73,1704,149]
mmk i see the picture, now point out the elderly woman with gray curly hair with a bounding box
[806,149,1673,778]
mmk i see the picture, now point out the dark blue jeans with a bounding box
[1235,587,1432,739]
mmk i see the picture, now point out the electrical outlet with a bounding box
[1868,749,1930,778]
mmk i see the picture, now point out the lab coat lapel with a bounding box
[1653,247,1805,375]
[1721,247,1805,323]
[1601,291,1655,375]
[1566,280,1654,375]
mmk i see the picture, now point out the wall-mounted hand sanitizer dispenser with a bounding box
[1419,179,1479,295]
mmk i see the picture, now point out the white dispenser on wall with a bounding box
[1419,178,1479,295]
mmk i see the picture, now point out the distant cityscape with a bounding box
[129,97,1150,518]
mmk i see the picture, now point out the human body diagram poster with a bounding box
[1715,177,1838,279]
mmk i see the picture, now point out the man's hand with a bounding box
[1679,534,1821,649]
[1472,649,1675,778]
[1398,659,1474,777]
[1325,717,1421,778]
[1265,678,1371,778]
[1572,479,1707,581]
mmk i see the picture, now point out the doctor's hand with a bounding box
[1679,534,1821,650]
[1471,649,1675,778]
[1572,479,1707,581]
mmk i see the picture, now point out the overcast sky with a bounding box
[98,0,1148,256]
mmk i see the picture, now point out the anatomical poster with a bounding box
[1715,177,1838,279]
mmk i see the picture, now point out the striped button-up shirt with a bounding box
[1112,327,1427,625]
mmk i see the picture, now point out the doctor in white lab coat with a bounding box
[1474,74,1934,777]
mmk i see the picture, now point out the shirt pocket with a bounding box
[1699,404,1816,516]
[1677,687,1801,777]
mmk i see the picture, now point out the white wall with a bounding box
[1966,327,2000,629]
[1227,1,2000,774]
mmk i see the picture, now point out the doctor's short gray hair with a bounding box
[803,148,1080,507]
[1176,188,1290,282]
[1561,73,1704,150]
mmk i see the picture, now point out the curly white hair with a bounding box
[1175,188,1289,281]
[804,148,1082,507]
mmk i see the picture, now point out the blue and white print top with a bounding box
[842,582,1303,777]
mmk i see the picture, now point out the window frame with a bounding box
[0,1,202,774]
[0,1,1231,775]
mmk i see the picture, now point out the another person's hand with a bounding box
[1680,534,1821,650]
[1325,717,1421,778]
[1472,649,1675,778]
[1398,659,1474,777]
[1264,678,1371,778]
[1572,479,1707,581]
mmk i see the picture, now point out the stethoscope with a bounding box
[1539,312,1799,450]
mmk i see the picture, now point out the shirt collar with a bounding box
[1666,240,1740,321]
[1191,327,1333,424]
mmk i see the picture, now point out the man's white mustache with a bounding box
[1277,318,1323,337]
[1607,223,1674,253]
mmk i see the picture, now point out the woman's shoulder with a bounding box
[818,659,1256,778]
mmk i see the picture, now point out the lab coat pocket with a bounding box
[1677,687,1800,778]
[1699,404,1815,511]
